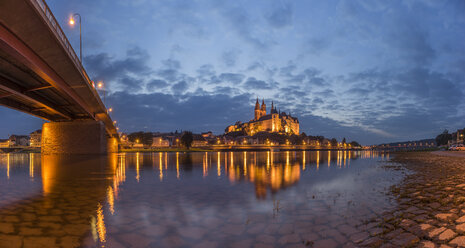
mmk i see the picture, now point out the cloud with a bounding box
[107,91,253,133]
[217,4,274,49]
[266,2,293,28]
[171,81,189,94]
[218,73,245,84]
[84,46,151,91]
[243,77,273,90]
[146,79,169,91]
[221,50,240,67]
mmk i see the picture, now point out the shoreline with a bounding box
[363,151,465,247]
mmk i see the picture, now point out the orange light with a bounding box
[98,82,104,88]
[108,107,113,112]
[69,18,75,25]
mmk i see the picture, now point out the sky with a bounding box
[0,0,464,145]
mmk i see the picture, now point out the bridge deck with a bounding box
[0,0,118,138]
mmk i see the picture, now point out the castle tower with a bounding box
[254,98,261,120]
[261,99,266,116]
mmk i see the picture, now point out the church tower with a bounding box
[254,98,261,120]
[261,99,266,117]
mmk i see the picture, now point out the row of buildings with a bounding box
[0,130,41,148]
[449,128,464,146]
[375,139,437,149]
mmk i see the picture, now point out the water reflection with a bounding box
[0,150,399,248]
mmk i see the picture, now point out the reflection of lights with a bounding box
[176,152,180,179]
[224,152,228,172]
[96,203,106,244]
[113,154,126,199]
[302,151,306,170]
[344,151,347,167]
[271,150,274,166]
[29,153,34,179]
[7,153,10,179]
[328,151,331,167]
[316,150,320,170]
[91,216,97,242]
[230,152,234,167]
[243,152,247,176]
[136,152,140,182]
[217,152,221,177]
[266,151,270,171]
[286,151,290,166]
[107,186,115,215]
[203,152,208,178]
[165,152,168,169]
[348,150,352,162]
[159,152,163,181]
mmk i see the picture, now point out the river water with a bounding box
[0,151,404,247]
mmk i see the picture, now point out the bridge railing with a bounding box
[29,0,94,89]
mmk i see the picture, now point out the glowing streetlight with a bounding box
[68,13,82,62]
[108,107,113,113]
[96,81,106,105]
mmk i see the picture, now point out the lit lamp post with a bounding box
[97,81,106,105]
[69,13,82,62]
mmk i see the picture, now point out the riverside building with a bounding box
[226,99,299,135]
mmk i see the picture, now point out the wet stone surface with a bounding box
[367,152,465,247]
[0,151,408,247]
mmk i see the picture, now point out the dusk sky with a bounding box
[0,0,464,145]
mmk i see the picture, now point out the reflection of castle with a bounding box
[226,99,299,135]
[226,151,301,199]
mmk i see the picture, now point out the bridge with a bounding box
[0,0,118,154]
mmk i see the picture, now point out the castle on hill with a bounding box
[225,99,299,135]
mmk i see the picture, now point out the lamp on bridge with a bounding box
[96,81,107,105]
[68,13,82,62]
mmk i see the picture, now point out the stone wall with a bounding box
[41,120,115,154]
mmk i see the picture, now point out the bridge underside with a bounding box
[0,0,120,154]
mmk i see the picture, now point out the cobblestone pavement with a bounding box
[365,152,465,247]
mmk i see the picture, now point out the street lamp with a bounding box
[69,13,82,62]
[97,81,106,105]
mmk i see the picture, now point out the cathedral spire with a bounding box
[255,98,260,110]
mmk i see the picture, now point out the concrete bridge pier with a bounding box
[41,120,118,155]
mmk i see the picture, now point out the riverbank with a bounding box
[365,151,465,247]
[120,148,214,153]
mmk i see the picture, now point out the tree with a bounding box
[350,141,361,147]
[435,130,452,146]
[181,131,194,149]
[330,138,338,147]
[128,132,153,146]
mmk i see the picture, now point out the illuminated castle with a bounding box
[226,99,299,135]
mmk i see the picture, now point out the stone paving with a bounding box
[364,151,465,247]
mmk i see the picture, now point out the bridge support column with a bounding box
[41,120,117,155]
